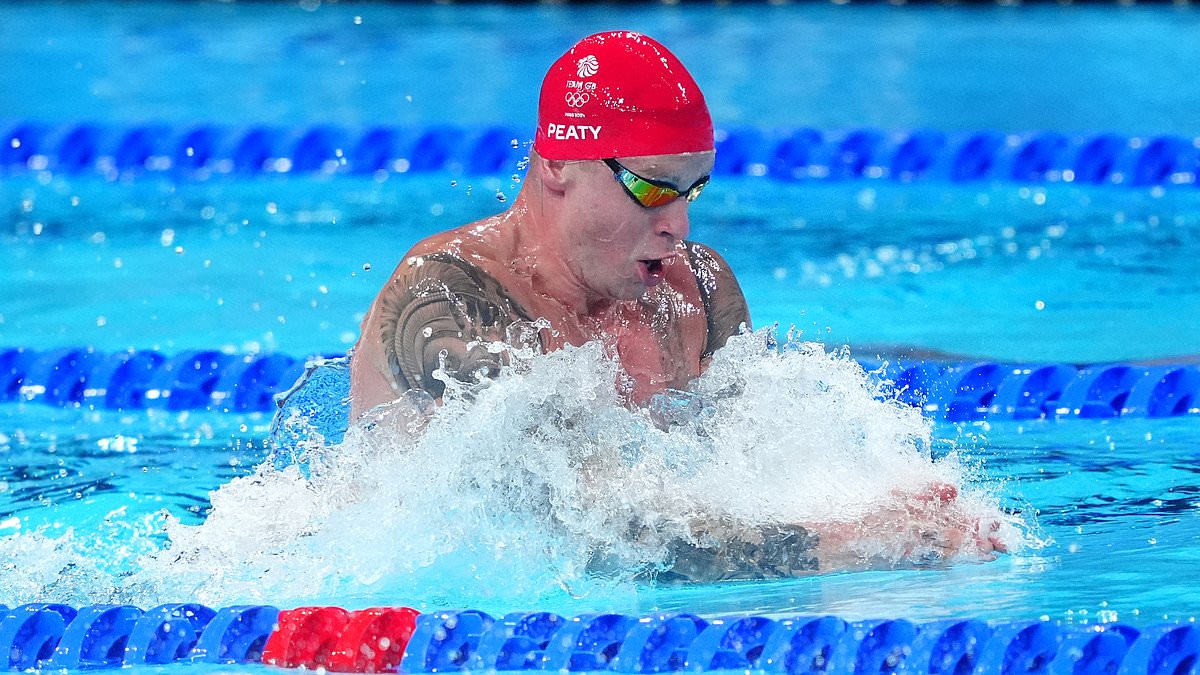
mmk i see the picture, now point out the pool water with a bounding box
[4,176,1198,362]
[3,175,1199,626]
[1,346,1199,625]
[2,0,1200,636]
[5,2,1200,134]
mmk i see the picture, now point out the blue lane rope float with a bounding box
[3,122,1199,185]
[1,603,1199,674]
[0,603,277,670]
[1,347,1197,421]
[0,347,314,414]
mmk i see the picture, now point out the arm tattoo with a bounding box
[375,252,534,399]
[685,242,752,358]
[658,523,820,584]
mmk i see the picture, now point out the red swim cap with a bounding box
[534,31,714,161]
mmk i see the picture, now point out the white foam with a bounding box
[0,328,1028,608]
[117,329,1024,605]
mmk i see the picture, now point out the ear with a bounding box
[535,155,570,193]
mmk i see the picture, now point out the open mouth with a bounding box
[641,258,665,275]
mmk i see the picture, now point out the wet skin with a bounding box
[350,150,749,416]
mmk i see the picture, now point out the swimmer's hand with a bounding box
[812,482,1009,570]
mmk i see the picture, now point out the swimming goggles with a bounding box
[603,158,710,208]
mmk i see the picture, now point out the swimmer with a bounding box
[348,31,1008,580]
[351,32,742,415]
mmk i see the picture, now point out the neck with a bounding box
[508,186,611,322]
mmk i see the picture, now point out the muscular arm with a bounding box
[684,242,751,360]
[353,253,533,412]
[654,484,1009,585]
[658,522,819,584]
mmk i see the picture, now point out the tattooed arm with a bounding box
[656,522,820,583]
[684,242,751,361]
[651,483,1009,585]
[351,253,534,416]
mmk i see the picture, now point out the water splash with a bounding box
[0,328,1026,610]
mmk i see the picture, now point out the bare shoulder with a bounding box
[366,239,533,402]
[683,241,751,358]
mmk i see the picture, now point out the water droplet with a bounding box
[450,180,458,187]
[510,138,519,149]
[362,263,372,271]
[495,191,507,203]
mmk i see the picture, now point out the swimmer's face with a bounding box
[560,151,714,303]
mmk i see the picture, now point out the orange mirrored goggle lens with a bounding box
[605,159,709,209]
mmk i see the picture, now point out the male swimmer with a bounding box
[348,31,1006,581]
[350,32,742,417]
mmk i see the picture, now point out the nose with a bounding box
[653,198,691,242]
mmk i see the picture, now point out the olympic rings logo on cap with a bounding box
[564,92,590,108]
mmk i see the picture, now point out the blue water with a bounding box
[4,177,1198,362]
[2,0,1200,634]
[4,3,1200,134]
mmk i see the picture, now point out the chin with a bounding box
[591,274,649,304]
[632,288,658,303]
[621,281,651,301]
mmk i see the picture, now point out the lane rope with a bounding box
[1,347,1196,421]
[0,603,1192,674]
[3,122,1199,186]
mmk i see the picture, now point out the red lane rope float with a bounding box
[328,607,418,673]
[262,606,417,673]
[262,606,350,669]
